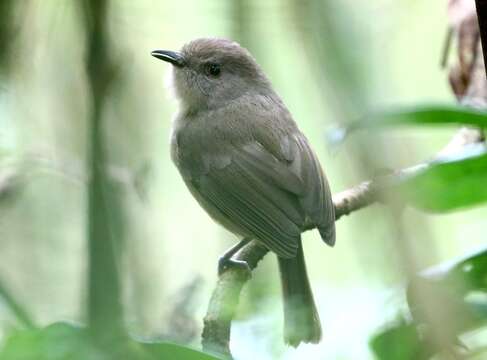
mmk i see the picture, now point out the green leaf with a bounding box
[407,247,487,337]
[398,143,487,211]
[143,342,223,360]
[369,319,433,360]
[0,323,85,360]
[412,246,487,302]
[447,248,487,291]
[329,104,487,212]
[357,105,487,128]
[0,323,221,360]
[372,247,487,359]
[329,105,487,145]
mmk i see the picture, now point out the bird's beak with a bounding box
[151,50,186,67]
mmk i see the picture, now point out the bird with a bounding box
[151,38,335,347]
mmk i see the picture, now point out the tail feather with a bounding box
[277,238,321,347]
[319,224,336,247]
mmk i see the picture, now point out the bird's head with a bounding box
[152,38,270,111]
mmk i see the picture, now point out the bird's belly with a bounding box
[184,178,249,238]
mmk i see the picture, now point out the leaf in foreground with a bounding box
[0,322,221,360]
[397,143,487,212]
[328,105,487,146]
[371,247,487,359]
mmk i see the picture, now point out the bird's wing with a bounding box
[291,133,335,245]
[192,141,301,258]
[247,105,335,245]
[190,131,334,258]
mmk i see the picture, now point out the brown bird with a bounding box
[152,38,335,347]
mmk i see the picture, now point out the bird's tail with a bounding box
[277,239,321,347]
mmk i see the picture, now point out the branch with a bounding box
[200,177,382,356]
[201,126,484,358]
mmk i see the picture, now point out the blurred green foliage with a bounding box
[372,247,487,359]
[401,143,487,212]
[370,320,433,360]
[0,323,220,360]
[0,0,18,74]
[337,105,487,212]
[335,105,487,141]
[0,0,486,359]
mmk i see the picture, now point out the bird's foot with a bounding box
[218,257,251,276]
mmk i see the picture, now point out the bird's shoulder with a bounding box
[173,93,298,165]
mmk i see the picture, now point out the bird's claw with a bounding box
[218,257,251,276]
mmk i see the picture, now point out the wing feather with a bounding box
[294,134,335,245]
[198,163,300,258]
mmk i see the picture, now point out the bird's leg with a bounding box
[218,237,252,276]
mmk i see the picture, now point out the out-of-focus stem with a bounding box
[81,0,125,343]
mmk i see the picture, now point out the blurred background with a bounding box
[0,0,483,359]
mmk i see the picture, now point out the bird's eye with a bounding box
[206,63,221,77]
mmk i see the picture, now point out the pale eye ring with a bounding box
[206,62,221,77]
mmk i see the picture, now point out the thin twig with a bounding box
[0,168,34,328]
[441,27,454,68]
[0,281,34,329]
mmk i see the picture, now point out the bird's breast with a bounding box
[171,114,235,180]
